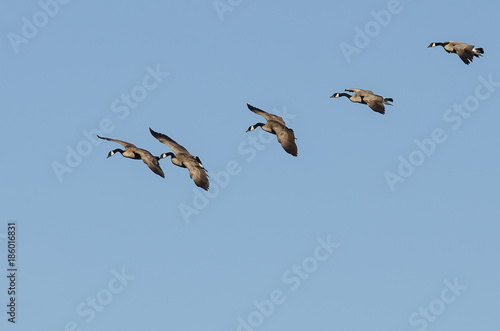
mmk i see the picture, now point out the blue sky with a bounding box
[1,0,499,330]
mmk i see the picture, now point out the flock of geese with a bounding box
[98,128,210,190]
[98,40,484,191]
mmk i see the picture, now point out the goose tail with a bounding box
[474,47,484,55]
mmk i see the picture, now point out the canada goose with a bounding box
[330,88,393,115]
[149,128,209,191]
[246,103,298,157]
[97,135,165,178]
[427,41,484,65]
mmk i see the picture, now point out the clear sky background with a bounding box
[1,0,499,330]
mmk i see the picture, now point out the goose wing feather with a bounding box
[184,160,209,190]
[97,135,137,148]
[135,149,165,178]
[361,94,385,114]
[247,103,286,126]
[346,88,374,94]
[453,43,474,64]
[274,125,298,156]
[149,128,190,155]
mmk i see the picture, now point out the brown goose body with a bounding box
[97,135,165,178]
[428,41,484,65]
[330,88,393,115]
[149,128,209,191]
[246,103,298,156]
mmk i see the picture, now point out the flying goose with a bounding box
[246,103,298,156]
[427,41,484,65]
[330,88,393,115]
[97,135,165,178]
[149,128,209,191]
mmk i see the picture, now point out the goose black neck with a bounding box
[107,148,124,158]
[162,152,175,159]
[247,123,265,132]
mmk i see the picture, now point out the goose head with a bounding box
[107,149,123,158]
[160,152,175,159]
[428,42,447,48]
[330,92,351,98]
[246,123,264,132]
